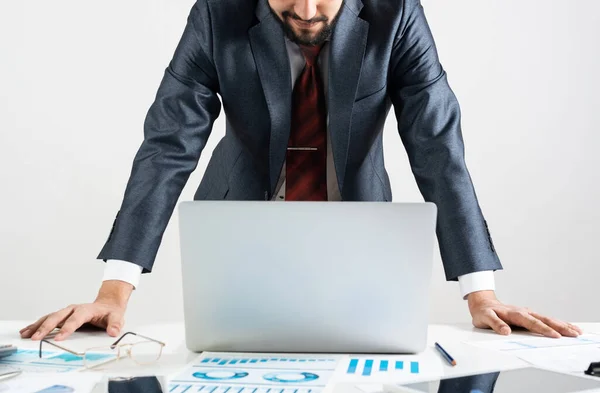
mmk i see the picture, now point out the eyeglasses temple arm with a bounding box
[39,339,86,358]
[134,333,166,346]
[110,332,166,348]
[110,332,137,347]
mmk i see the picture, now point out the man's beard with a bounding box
[270,5,343,46]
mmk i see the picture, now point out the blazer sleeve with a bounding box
[97,0,221,273]
[388,0,502,281]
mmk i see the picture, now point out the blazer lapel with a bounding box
[327,1,369,194]
[249,0,292,196]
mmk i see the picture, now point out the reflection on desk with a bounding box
[401,368,600,393]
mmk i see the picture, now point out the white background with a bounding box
[1,0,598,326]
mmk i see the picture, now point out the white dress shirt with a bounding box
[103,38,495,299]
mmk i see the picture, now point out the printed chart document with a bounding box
[169,352,342,393]
[467,334,600,352]
[329,350,443,384]
[0,348,116,373]
[168,350,443,392]
[512,346,600,374]
[466,333,600,374]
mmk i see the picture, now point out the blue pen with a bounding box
[435,342,457,366]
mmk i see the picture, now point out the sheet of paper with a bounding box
[465,333,600,375]
[168,350,444,392]
[169,352,344,392]
[513,345,600,373]
[0,348,116,373]
[327,349,443,385]
[0,372,102,393]
[466,333,600,352]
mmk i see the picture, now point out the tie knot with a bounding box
[299,43,324,66]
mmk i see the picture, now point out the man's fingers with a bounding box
[106,312,124,337]
[568,323,584,335]
[561,321,583,335]
[20,314,50,338]
[20,323,35,335]
[20,325,36,338]
[504,310,560,338]
[30,307,74,341]
[54,308,92,341]
[529,312,580,337]
[481,310,512,336]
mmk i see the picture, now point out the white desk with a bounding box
[1,321,599,390]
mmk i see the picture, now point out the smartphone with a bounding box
[108,376,164,393]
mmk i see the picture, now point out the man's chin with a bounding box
[286,26,327,46]
[295,32,320,43]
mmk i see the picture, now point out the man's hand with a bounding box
[468,290,583,338]
[19,280,133,341]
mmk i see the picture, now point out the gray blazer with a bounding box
[97,0,503,280]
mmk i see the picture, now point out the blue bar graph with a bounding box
[347,358,359,374]
[346,358,419,376]
[411,362,419,374]
[201,358,225,363]
[362,359,374,376]
[379,360,388,372]
[197,356,336,367]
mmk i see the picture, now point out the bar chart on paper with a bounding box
[172,352,443,388]
[346,358,419,377]
[331,353,443,384]
[170,352,341,391]
[198,356,338,369]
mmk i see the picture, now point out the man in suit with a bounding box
[20,0,581,341]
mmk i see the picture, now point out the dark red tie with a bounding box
[285,43,328,201]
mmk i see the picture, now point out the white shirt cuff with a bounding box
[103,260,143,290]
[457,270,495,300]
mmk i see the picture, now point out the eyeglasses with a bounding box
[39,332,166,370]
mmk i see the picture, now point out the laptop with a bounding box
[178,201,437,354]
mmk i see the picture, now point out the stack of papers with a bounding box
[0,348,115,373]
[466,333,600,374]
[167,350,443,392]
